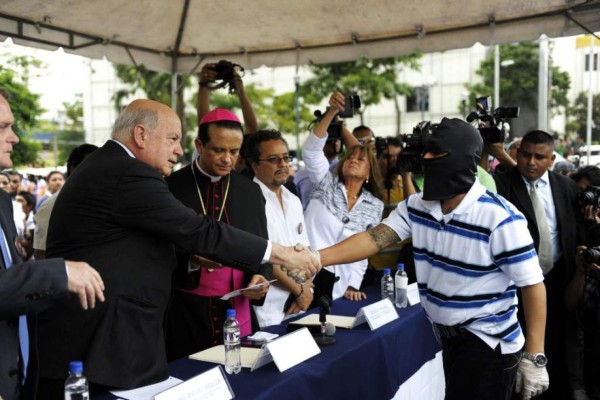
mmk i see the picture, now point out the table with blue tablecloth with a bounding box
[102,286,444,399]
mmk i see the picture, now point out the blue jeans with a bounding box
[441,330,522,400]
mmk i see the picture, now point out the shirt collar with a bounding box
[195,158,224,183]
[520,170,550,189]
[420,178,484,216]
[110,139,136,158]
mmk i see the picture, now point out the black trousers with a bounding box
[441,330,521,400]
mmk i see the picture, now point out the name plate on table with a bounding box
[154,366,234,400]
[190,328,320,373]
[355,298,398,330]
[262,327,321,372]
[407,282,421,306]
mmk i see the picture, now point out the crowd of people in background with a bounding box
[2,61,600,400]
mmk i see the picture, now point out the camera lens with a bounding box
[582,247,600,264]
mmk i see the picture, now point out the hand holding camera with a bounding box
[199,60,245,94]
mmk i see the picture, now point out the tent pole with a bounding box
[538,35,548,132]
[586,35,595,161]
[294,46,301,154]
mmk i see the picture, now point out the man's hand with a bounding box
[189,254,223,271]
[231,73,245,96]
[515,358,549,400]
[242,274,270,300]
[65,261,105,310]
[274,243,321,283]
[286,282,314,314]
[344,287,367,301]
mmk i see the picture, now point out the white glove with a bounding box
[515,358,549,399]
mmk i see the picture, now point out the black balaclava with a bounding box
[422,117,483,201]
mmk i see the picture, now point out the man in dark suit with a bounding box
[165,108,270,360]
[0,89,105,400]
[494,130,585,400]
[36,99,319,398]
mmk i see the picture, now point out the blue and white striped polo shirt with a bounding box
[383,179,543,354]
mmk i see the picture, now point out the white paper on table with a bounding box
[220,279,277,300]
[247,331,279,342]
[110,376,182,400]
[189,345,263,369]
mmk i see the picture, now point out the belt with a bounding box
[434,323,468,339]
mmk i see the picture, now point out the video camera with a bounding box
[387,121,435,175]
[312,93,361,140]
[579,185,600,209]
[465,96,520,144]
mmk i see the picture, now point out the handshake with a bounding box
[273,243,322,283]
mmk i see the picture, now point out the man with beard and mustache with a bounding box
[244,129,313,327]
[316,118,549,400]
[165,108,271,360]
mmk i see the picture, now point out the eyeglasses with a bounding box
[257,155,293,165]
[357,138,374,145]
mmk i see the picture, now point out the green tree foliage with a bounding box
[0,59,46,166]
[299,54,422,134]
[57,94,85,164]
[461,42,571,135]
[113,64,195,142]
[567,92,600,141]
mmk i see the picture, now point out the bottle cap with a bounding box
[397,263,405,270]
[226,309,236,318]
[69,361,83,374]
[383,269,391,275]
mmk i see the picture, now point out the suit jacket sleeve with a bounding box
[0,258,68,320]
[113,162,269,273]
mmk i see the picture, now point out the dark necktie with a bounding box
[0,227,29,380]
[529,180,554,274]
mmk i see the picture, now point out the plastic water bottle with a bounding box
[381,269,394,301]
[395,263,408,308]
[64,361,89,400]
[223,309,241,374]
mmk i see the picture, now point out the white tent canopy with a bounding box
[1,0,599,74]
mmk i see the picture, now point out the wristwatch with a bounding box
[522,351,548,367]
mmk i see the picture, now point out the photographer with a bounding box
[303,91,384,303]
[566,245,600,400]
[197,61,258,135]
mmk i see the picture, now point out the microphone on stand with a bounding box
[314,295,336,346]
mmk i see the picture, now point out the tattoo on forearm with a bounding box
[367,224,400,250]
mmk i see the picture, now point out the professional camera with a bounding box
[205,60,245,94]
[582,246,600,264]
[579,185,600,208]
[392,121,435,174]
[466,96,520,144]
[214,60,244,82]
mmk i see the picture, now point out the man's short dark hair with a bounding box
[6,170,21,179]
[352,125,373,135]
[197,121,243,145]
[243,129,288,164]
[521,130,555,148]
[67,144,99,177]
[572,165,600,187]
[46,171,65,181]
[17,190,35,208]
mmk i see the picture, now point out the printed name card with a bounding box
[407,282,421,306]
[154,367,233,400]
[263,327,321,372]
[355,298,398,330]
